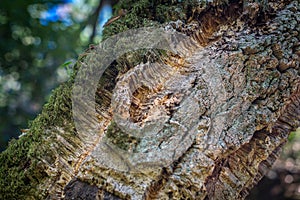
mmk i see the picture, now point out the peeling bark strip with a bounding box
[0,0,299,200]
[205,82,300,199]
[272,82,300,136]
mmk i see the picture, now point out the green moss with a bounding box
[103,0,157,39]
[102,0,202,39]
[0,72,76,199]
[106,121,140,151]
[156,4,186,22]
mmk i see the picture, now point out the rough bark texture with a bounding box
[0,0,300,199]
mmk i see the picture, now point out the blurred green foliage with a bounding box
[0,0,103,151]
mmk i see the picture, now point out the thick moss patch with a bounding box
[0,77,75,199]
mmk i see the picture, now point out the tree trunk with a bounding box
[1,0,300,199]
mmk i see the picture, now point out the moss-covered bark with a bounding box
[0,0,299,199]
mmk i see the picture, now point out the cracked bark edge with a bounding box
[205,82,300,199]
